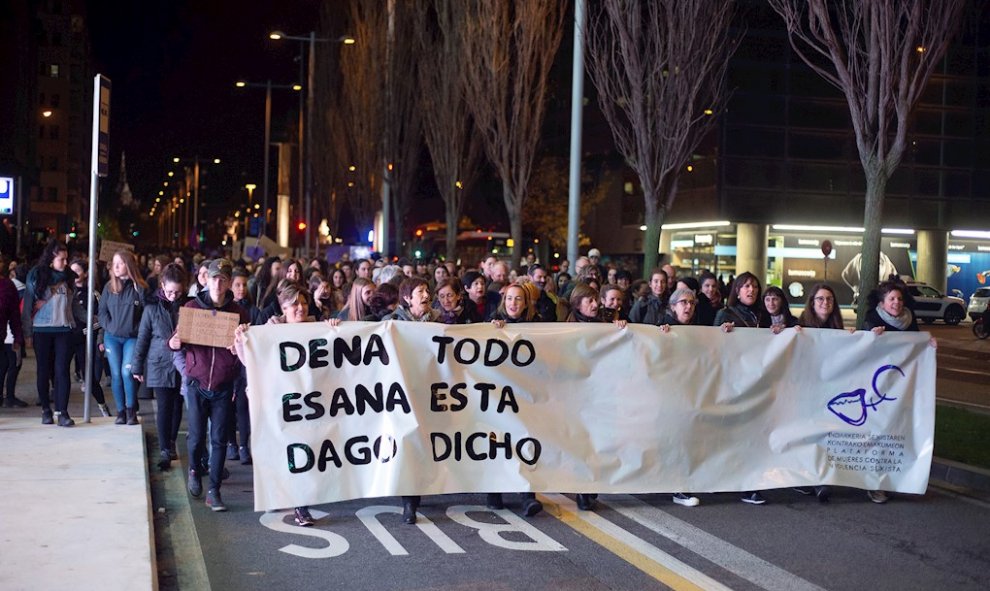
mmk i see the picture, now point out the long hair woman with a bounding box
[760,285,799,332]
[98,249,149,425]
[339,277,375,321]
[714,271,762,330]
[23,239,76,426]
[132,263,187,469]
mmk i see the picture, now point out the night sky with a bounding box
[86,0,322,216]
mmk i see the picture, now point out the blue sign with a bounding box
[0,177,13,215]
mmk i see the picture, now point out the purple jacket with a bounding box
[0,277,23,345]
[173,289,248,392]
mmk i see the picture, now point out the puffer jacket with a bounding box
[132,291,184,389]
[629,294,667,325]
[713,303,760,328]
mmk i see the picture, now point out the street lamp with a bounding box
[171,155,221,248]
[234,80,301,242]
[269,30,355,257]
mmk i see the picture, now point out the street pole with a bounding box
[193,158,200,247]
[305,31,316,259]
[566,0,586,267]
[261,80,273,241]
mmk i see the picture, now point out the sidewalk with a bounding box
[0,356,156,591]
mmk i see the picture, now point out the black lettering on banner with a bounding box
[475,383,495,412]
[355,384,383,414]
[466,432,488,461]
[344,436,372,465]
[319,439,342,470]
[489,432,513,459]
[430,431,543,465]
[283,393,303,422]
[431,382,449,412]
[373,435,398,463]
[498,385,519,413]
[512,340,536,367]
[303,391,324,419]
[287,443,314,473]
[334,336,363,367]
[432,335,455,363]
[363,334,389,365]
[517,437,542,465]
[454,338,481,364]
[386,382,411,413]
[309,338,329,368]
[280,342,306,372]
[329,387,355,416]
[431,432,451,461]
[484,339,509,366]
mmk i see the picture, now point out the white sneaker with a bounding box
[672,493,700,507]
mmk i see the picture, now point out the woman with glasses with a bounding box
[132,263,187,470]
[655,287,707,507]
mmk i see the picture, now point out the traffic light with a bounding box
[297,221,307,232]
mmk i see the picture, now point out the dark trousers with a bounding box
[72,333,106,405]
[225,375,250,448]
[154,387,183,454]
[33,331,72,413]
[186,384,232,491]
[0,344,21,399]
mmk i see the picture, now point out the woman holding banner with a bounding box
[338,277,374,321]
[795,283,844,502]
[565,283,627,510]
[489,283,544,518]
[382,277,440,524]
[99,250,149,426]
[714,272,762,331]
[435,278,480,325]
[235,281,340,525]
[760,286,799,332]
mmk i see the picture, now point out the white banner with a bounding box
[242,322,936,511]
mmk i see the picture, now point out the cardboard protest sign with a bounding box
[98,240,135,263]
[177,307,240,349]
[240,322,936,511]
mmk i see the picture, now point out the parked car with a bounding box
[904,282,967,325]
[968,287,990,320]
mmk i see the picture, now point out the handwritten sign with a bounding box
[99,240,135,263]
[241,322,936,511]
[177,307,240,348]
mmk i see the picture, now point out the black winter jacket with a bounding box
[132,292,184,388]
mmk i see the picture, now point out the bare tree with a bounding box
[458,0,566,270]
[524,156,608,251]
[415,0,484,261]
[382,0,424,256]
[768,0,966,322]
[585,0,737,277]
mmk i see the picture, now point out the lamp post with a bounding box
[235,80,301,243]
[170,156,221,248]
[269,31,355,258]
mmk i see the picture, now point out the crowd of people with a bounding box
[1,239,928,521]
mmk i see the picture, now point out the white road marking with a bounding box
[600,495,827,591]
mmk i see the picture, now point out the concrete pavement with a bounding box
[0,357,156,591]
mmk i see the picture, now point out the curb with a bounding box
[931,456,990,495]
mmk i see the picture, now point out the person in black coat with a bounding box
[434,278,481,324]
[132,263,187,470]
[759,285,799,332]
[714,271,762,330]
[676,276,717,327]
[862,281,919,333]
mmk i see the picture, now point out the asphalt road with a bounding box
[152,452,990,591]
[150,321,990,591]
